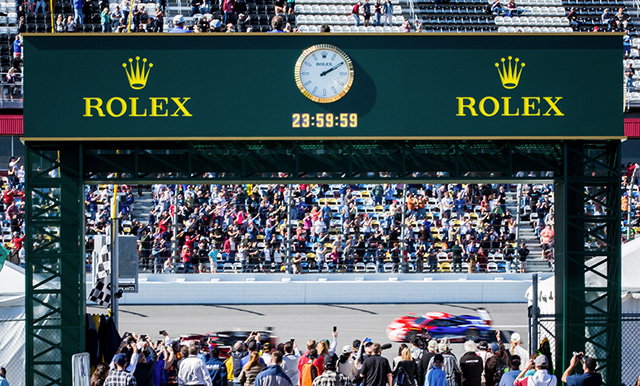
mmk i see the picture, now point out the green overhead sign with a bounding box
[23,34,623,140]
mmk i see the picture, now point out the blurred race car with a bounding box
[180,329,278,358]
[386,311,492,343]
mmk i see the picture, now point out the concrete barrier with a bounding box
[87,273,553,304]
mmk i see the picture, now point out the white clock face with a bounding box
[295,44,354,104]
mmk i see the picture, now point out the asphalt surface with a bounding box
[88,303,529,360]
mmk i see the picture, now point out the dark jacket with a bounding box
[133,347,158,386]
[206,356,228,386]
[459,352,483,386]
[484,343,510,386]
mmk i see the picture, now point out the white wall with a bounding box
[87,273,552,305]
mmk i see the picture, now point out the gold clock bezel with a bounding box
[294,44,355,104]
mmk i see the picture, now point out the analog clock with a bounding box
[294,44,355,104]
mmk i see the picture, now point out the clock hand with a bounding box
[320,61,345,77]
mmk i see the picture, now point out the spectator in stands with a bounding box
[153,8,164,31]
[66,15,77,32]
[373,0,382,26]
[268,15,285,32]
[362,0,371,27]
[614,7,629,31]
[351,1,361,26]
[169,14,192,32]
[121,0,131,25]
[490,0,504,16]
[54,14,65,32]
[110,6,122,30]
[236,12,250,32]
[504,0,518,16]
[190,0,202,16]
[5,67,16,102]
[517,243,528,273]
[34,0,45,14]
[624,30,632,59]
[101,7,111,32]
[73,0,84,26]
[567,7,579,30]
[275,0,285,15]
[601,9,614,30]
[286,0,296,15]
[401,18,411,32]
[12,35,21,61]
[222,0,233,25]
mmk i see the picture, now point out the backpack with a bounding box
[393,366,406,386]
[492,357,508,386]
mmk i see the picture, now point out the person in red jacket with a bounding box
[351,1,361,26]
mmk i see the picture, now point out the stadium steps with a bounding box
[505,189,553,273]
[294,1,404,32]
[132,195,155,224]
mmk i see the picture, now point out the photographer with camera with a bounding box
[513,356,556,386]
[561,353,601,386]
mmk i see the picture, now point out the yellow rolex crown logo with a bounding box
[123,56,153,90]
[495,56,525,89]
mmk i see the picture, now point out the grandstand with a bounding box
[83,183,557,274]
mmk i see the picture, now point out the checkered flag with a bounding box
[88,279,111,308]
[89,244,111,307]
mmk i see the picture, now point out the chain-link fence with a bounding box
[0,315,25,386]
[621,314,640,386]
[532,313,640,386]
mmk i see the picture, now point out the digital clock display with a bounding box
[292,113,358,128]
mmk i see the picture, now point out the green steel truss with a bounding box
[24,140,621,385]
[555,141,621,385]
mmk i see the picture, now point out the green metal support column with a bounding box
[25,143,85,386]
[555,141,621,385]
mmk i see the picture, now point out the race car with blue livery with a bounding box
[386,311,493,343]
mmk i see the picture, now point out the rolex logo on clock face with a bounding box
[294,44,355,104]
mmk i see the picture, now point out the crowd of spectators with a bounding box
[83,182,553,275]
[7,154,640,273]
[88,326,599,386]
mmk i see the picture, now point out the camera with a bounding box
[572,351,584,360]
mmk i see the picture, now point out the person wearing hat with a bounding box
[419,340,439,385]
[168,14,192,32]
[261,342,273,364]
[312,354,351,386]
[105,353,137,386]
[508,333,529,371]
[337,345,358,381]
[359,343,392,386]
[561,353,601,386]
[427,342,461,386]
[498,356,521,386]
[513,355,556,386]
[460,341,483,386]
[484,341,509,386]
[426,354,447,386]
[475,341,491,367]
